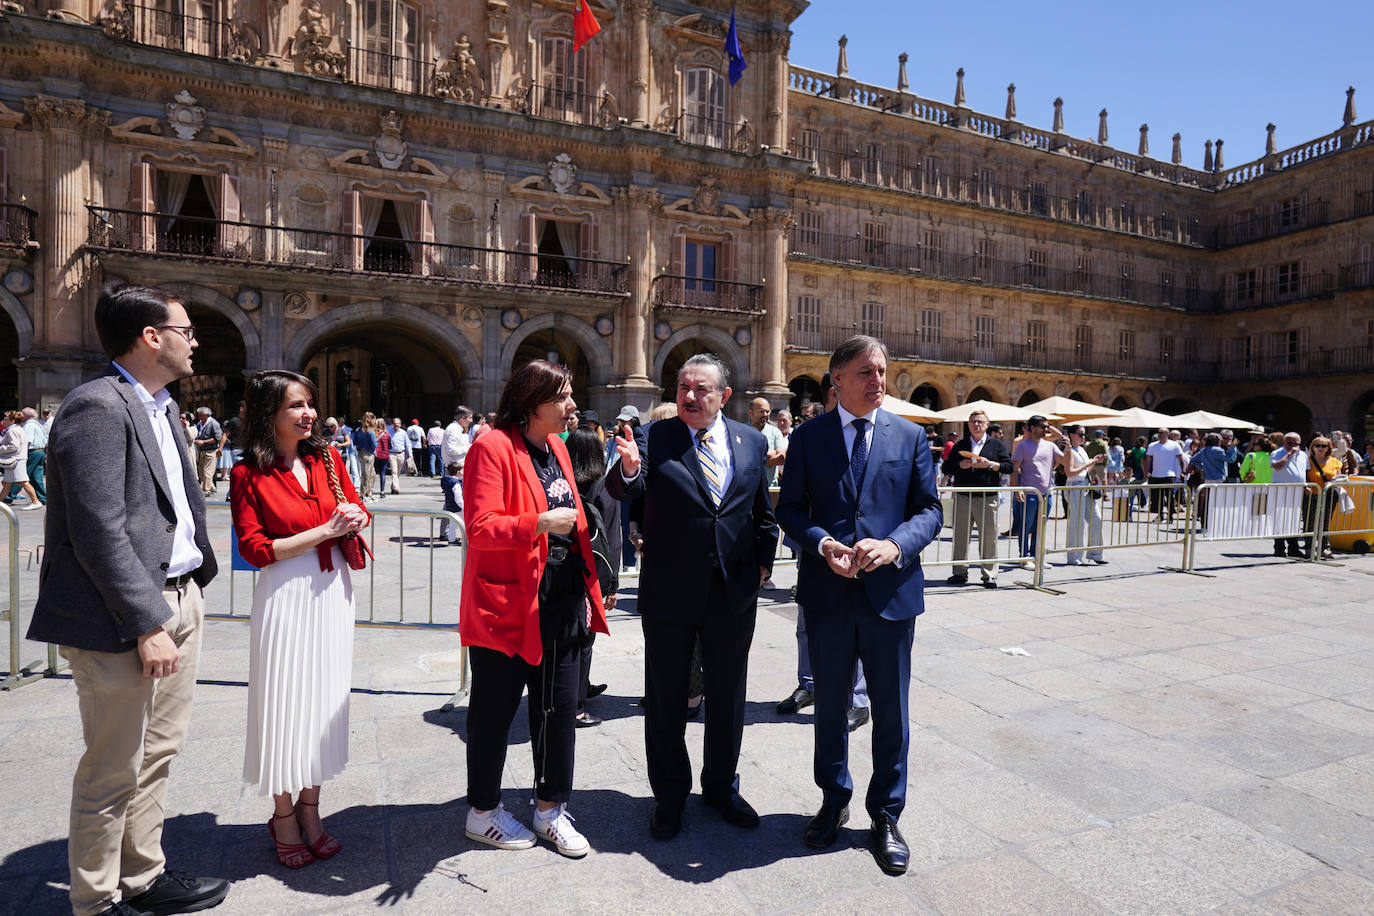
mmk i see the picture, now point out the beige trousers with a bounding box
[60,581,205,916]
[195,448,216,494]
[951,491,999,580]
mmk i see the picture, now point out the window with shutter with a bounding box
[1027,248,1047,288]
[540,36,592,122]
[862,221,886,267]
[362,0,421,92]
[921,230,944,273]
[1118,330,1134,363]
[1026,320,1048,359]
[860,301,885,339]
[796,129,819,162]
[794,295,821,349]
[920,309,942,346]
[684,68,726,148]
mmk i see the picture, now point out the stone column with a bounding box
[606,186,659,408]
[260,290,285,368]
[763,29,790,149]
[628,0,652,127]
[755,207,791,399]
[23,97,109,402]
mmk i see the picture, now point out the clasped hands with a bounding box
[320,502,369,538]
[822,537,899,578]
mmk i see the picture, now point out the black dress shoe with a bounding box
[686,700,702,720]
[869,814,909,876]
[803,803,849,848]
[124,870,229,915]
[586,683,608,698]
[982,579,998,589]
[574,711,602,728]
[97,903,148,916]
[846,707,870,732]
[776,686,814,715]
[945,574,967,585]
[702,789,759,828]
[649,802,683,840]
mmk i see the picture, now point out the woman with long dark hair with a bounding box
[229,370,370,869]
[459,360,638,858]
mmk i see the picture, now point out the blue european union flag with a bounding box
[725,7,747,86]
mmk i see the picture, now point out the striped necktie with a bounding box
[850,417,870,489]
[696,428,724,506]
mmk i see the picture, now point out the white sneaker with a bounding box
[533,804,590,858]
[465,803,536,850]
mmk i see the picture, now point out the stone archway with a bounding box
[285,300,482,383]
[0,287,33,409]
[652,324,750,397]
[1017,389,1045,407]
[1226,395,1313,437]
[285,300,483,420]
[498,312,614,389]
[161,282,262,371]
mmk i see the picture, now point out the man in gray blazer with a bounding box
[28,285,227,916]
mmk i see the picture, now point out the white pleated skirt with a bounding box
[243,547,355,797]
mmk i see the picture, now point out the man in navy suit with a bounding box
[776,335,942,876]
[607,353,778,840]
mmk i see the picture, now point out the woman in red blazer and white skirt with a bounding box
[230,370,370,869]
[459,359,638,857]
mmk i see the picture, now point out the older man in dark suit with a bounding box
[607,353,778,840]
[28,285,226,916]
[776,335,942,876]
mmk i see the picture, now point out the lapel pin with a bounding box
[736,435,742,444]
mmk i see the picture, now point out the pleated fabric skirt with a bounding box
[244,547,355,797]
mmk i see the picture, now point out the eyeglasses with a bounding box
[157,324,197,341]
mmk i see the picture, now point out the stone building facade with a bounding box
[0,1,1370,437]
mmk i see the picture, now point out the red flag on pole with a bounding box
[573,0,601,52]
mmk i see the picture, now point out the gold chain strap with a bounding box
[322,447,356,539]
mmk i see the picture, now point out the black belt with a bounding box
[164,571,195,589]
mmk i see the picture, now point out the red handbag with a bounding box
[323,447,373,570]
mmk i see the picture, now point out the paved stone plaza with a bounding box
[3,481,1374,914]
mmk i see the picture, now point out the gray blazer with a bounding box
[28,369,218,652]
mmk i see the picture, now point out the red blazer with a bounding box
[230,448,370,572]
[459,427,607,665]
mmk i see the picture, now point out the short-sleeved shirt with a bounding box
[1239,449,1273,483]
[760,422,786,488]
[222,415,243,450]
[1192,446,1228,482]
[1012,437,1062,495]
[1269,447,1309,485]
[1145,440,1186,478]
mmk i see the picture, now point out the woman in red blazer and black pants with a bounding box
[459,359,639,858]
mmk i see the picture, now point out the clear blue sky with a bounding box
[785,1,1370,170]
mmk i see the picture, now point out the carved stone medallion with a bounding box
[166,90,205,140]
[546,153,577,195]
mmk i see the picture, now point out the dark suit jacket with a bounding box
[776,408,942,621]
[608,415,778,617]
[940,436,1013,487]
[28,369,218,652]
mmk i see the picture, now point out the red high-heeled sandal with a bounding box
[269,808,316,869]
[296,801,342,859]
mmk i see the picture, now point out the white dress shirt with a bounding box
[112,362,203,577]
[969,435,987,456]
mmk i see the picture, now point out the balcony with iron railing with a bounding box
[121,2,248,59]
[794,143,1213,246]
[1340,261,1374,291]
[527,84,607,127]
[651,275,765,316]
[84,206,628,294]
[1221,272,1336,311]
[1215,343,1374,381]
[348,45,435,96]
[0,203,38,251]
[788,321,1178,380]
[1213,200,1331,247]
[1355,190,1374,219]
[788,229,1217,310]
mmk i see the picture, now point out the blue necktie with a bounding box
[850,418,869,489]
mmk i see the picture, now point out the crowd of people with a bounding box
[22,279,1374,916]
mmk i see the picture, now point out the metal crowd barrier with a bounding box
[1319,477,1374,557]
[916,485,1041,582]
[1184,482,1317,571]
[0,503,54,690]
[1033,482,1193,588]
[205,502,465,627]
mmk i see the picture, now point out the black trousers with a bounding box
[465,638,581,810]
[641,572,756,807]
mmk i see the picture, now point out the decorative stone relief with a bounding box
[434,35,484,102]
[545,153,577,195]
[692,176,721,216]
[373,110,408,170]
[99,0,133,40]
[462,307,483,328]
[501,309,521,330]
[166,90,205,140]
[506,76,532,113]
[284,292,309,315]
[292,1,344,78]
